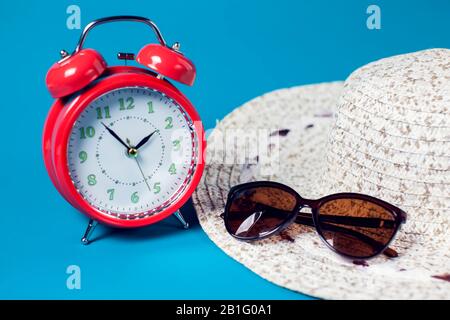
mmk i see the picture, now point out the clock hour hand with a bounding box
[135,130,159,150]
[101,122,129,150]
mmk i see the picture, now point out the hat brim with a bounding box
[192,82,450,299]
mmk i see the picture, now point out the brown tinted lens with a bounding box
[317,198,397,258]
[226,187,297,239]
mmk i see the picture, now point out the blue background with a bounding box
[0,0,449,299]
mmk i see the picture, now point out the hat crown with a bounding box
[325,49,450,226]
[344,48,450,115]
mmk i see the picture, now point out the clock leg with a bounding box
[81,219,98,245]
[173,210,189,229]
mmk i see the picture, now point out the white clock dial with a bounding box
[67,87,197,218]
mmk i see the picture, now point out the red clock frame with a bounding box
[43,66,206,228]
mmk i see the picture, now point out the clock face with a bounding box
[67,87,197,219]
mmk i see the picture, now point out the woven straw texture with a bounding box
[192,49,450,299]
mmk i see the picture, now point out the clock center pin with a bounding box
[126,138,139,158]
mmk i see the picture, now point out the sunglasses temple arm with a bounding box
[294,215,315,228]
[323,223,398,258]
[295,214,398,258]
[303,213,396,229]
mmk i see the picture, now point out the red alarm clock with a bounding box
[43,16,205,244]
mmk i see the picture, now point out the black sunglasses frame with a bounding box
[223,181,407,260]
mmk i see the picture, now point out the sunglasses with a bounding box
[222,181,407,260]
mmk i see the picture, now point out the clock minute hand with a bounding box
[135,130,158,150]
[101,122,129,150]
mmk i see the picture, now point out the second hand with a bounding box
[134,157,152,193]
[126,138,152,193]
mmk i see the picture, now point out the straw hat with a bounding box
[192,48,450,299]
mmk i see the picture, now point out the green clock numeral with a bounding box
[131,191,139,203]
[87,174,97,186]
[147,101,154,113]
[153,182,161,194]
[173,139,181,151]
[79,151,87,163]
[165,116,173,129]
[119,97,135,110]
[107,188,115,201]
[96,106,111,119]
[80,126,95,139]
[168,163,177,175]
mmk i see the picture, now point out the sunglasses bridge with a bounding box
[294,204,315,228]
